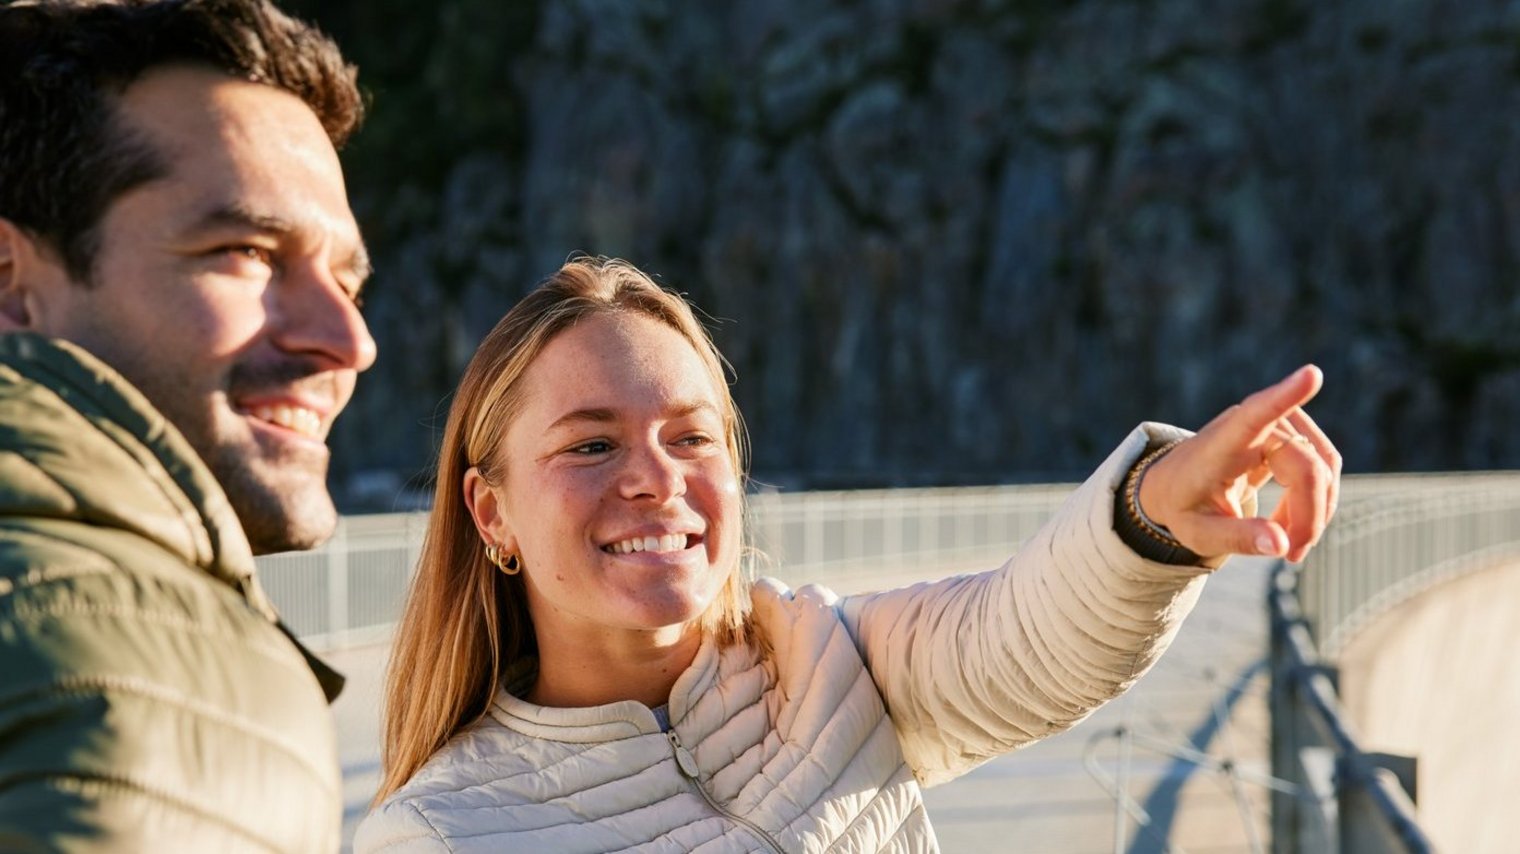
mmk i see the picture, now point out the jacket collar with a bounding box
[0,334,259,591]
[0,333,343,701]
[489,636,728,744]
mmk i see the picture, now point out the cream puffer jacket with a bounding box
[357,424,1213,853]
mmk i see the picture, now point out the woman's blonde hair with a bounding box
[374,257,752,805]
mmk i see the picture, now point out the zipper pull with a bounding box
[666,730,700,779]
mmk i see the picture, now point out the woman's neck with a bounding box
[526,623,702,709]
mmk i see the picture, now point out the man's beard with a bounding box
[205,439,338,555]
[139,359,343,556]
[213,359,342,555]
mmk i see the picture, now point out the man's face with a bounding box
[25,65,376,553]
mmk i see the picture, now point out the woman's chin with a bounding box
[613,588,718,633]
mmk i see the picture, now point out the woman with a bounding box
[357,257,1338,853]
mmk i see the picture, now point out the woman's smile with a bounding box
[601,532,704,556]
[481,310,742,638]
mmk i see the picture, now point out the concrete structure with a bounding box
[1336,559,1520,854]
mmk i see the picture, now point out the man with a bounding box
[0,0,374,849]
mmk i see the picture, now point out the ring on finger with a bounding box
[1263,433,1312,460]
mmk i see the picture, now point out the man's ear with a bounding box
[0,219,55,332]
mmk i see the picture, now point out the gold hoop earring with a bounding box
[485,542,521,575]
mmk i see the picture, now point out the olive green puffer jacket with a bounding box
[0,334,343,853]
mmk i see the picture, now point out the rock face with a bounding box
[292,0,1520,504]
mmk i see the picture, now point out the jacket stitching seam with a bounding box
[426,736,649,804]
[876,799,926,851]
[0,562,112,597]
[808,730,904,845]
[0,771,287,852]
[405,801,453,852]
[3,601,304,669]
[8,674,337,795]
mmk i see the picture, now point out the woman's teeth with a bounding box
[606,534,690,555]
[250,405,322,439]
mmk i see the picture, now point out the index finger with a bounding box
[1217,365,1324,448]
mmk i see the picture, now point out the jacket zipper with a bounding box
[666,730,785,854]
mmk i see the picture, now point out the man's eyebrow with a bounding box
[346,243,374,284]
[190,203,293,236]
[189,203,372,283]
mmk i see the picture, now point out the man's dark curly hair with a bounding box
[0,0,364,282]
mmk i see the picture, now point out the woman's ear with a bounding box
[463,466,518,553]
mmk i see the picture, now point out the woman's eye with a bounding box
[676,434,716,448]
[570,440,613,455]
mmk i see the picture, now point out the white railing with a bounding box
[261,472,1520,654]
[257,483,1078,650]
[1296,472,1520,658]
[257,512,430,650]
[746,483,1076,588]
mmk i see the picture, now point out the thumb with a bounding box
[1170,513,1289,559]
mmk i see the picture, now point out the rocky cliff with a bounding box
[290,0,1520,505]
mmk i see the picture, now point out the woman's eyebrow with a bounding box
[545,400,718,433]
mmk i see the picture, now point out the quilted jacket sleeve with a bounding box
[836,423,1216,787]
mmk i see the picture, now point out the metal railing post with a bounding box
[326,517,349,648]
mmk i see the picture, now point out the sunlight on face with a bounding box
[493,312,742,641]
[32,66,374,552]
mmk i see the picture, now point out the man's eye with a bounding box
[227,246,273,264]
[205,245,275,273]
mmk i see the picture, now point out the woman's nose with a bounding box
[618,443,686,503]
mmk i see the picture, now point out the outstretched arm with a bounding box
[838,368,1340,786]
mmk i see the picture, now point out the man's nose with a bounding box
[273,261,377,372]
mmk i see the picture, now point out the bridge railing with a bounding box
[259,472,1520,853]
[256,482,1076,651]
[1297,475,1520,659]
[1269,561,1432,854]
[1269,472,1520,853]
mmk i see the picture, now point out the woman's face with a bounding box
[480,311,742,639]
